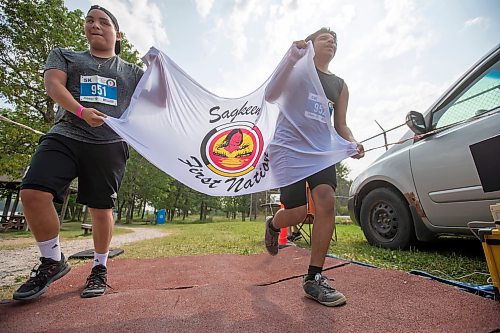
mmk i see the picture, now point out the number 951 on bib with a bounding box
[80,75,118,106]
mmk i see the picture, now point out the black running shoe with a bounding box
[81,265,111,298]
[291,230,302,241]
[13,254,71,301]
[265,216,279,255]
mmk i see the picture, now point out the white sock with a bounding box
[37,236,61,261]
[93,251,109,268]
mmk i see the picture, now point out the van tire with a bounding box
[360,188,415,249]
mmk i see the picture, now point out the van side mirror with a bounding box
[405,111,427,134]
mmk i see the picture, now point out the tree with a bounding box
[237,194,251,221]
[0,0,142,179]
[0,108,42,177]
[0,0,87,123]
[335,162,352,216]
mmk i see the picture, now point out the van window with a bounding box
[432,60,500,129]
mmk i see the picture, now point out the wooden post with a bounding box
[82,205,89,223]
[59,188,70,225]
[1,192,12,222]
[10,190,20,217]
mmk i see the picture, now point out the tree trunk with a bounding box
[126,196,135,224]
[1,192,12,222]
[253,195,257,220]
[125,203,131,224]
[45,99,56,124]
[117,199,126,223]
[128,194,136,224]
[82,205,89,223]
[59,189,70,224]
[138,199,143,216]
[141,201,146,220]
[11,191,20,216]
[67,206,73,221]
[77,205,83,221]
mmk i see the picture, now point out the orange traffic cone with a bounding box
[278,202,288,247]
[279,227,288,245]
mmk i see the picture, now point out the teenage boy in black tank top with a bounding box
[264,28,365,307]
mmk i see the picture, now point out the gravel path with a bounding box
[0,227,167,287]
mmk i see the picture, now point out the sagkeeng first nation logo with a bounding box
[200,122,264,177]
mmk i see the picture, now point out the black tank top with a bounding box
[316,69,344,116]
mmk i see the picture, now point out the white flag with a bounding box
[105,44,357,196]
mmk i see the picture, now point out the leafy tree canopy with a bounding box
[0,0,140,178]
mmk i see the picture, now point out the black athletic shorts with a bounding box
[279,165,337,209]
[21,134,129,209]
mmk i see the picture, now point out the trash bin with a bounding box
[156,209,166,224]
[479,227,500,301]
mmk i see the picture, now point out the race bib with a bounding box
[80,75,117,106]
[304,93,327,123]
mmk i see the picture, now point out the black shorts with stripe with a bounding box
[21,134,129,209]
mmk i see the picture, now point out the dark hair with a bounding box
[222,129,243,147]
[305,27,337,44]
[87,5,121,54]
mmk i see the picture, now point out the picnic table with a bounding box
[0,214,27,232]
[81,223,92,235]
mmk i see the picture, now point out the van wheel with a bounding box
[360,188,415,249]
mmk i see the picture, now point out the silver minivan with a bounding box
[348,44,500,249]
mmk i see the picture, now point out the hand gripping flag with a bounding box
[105,43,357,196]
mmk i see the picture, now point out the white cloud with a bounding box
[211,0,266,60]
[263,1,357,53]
[99,0,169,55]
[195,0,214,18]
[209,0,358,63]
[374,0,433,59]
[410,65,422,78]
[464,16,489,29]
[334,5,356,28]
[205,0,360,96]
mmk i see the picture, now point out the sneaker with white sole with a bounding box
[303,273,346,307]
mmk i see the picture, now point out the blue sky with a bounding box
[66,0,500,179]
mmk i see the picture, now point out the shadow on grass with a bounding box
[336,236,485,259]
[415,236,484,258]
